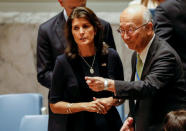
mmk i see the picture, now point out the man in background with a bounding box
[154,0,186,82]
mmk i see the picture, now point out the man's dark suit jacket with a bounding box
[37,11,116,88]
[114,36,186,131]
[154,0,186,80]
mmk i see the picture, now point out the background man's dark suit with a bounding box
[154,0,186,80]
[115,36,186,131]
[37,11,116,88]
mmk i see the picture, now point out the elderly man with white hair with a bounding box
[86,5,186,131]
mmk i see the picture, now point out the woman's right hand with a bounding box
[83,100,107,114]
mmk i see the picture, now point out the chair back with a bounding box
[0,93,43,131]
[19,115,48,131]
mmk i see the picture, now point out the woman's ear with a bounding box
[94,31,96,36]
[94,27,98,36]
[94,28,97,36]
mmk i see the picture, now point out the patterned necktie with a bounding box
[136,54,143,79]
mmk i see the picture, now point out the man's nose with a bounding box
[123,32,130,40]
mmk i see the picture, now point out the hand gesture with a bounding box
[84,99,107,114]
[120,117,134,131]
[85,76,105,92]
[93,97,114,112]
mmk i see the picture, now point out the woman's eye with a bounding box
[73,27,79,30]
[83,25,89,28]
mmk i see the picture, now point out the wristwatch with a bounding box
[104,79,108,90]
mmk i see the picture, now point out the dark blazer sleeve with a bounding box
[107,48,124,81]
[49,55,66,103]
[114,45,182,99]
[99,18,116,50]
[37,25,53,88]
[49,55,79,103]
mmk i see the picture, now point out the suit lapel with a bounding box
[55,11,67,49]
[141,36,158,80]
[131,52,137,81]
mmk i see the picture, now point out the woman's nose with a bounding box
[79,27,85,34]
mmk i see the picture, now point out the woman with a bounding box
[140,0,164,7]
[129,0,165,17]
[49,7,124,131]
[129,0,163,8]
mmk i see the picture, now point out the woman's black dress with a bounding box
[49,48,124,131]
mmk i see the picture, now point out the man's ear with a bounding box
[146,22,153,35]
[58,0,64,7]
[146,22,153,30]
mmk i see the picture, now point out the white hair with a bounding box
[143,9,152,24]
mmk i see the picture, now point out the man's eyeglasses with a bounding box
[117,22,149,35]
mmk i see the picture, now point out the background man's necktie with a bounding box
[137,54,143,79]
